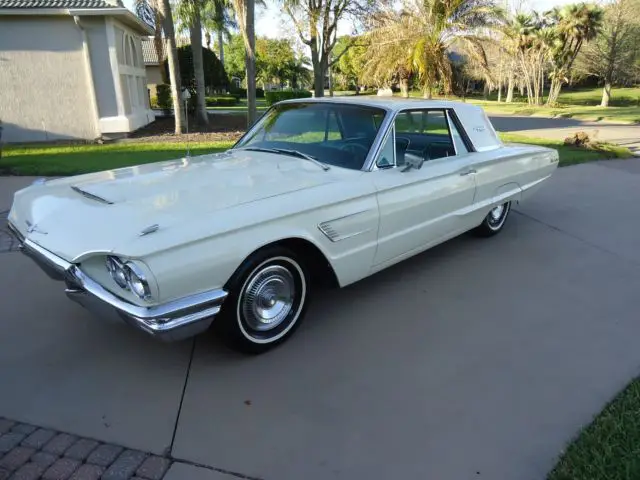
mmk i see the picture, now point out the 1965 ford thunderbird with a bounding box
[8,97,558,353]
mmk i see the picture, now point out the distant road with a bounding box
[489,114,640,155]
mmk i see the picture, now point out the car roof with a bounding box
[276,95,501,152]
[276,95,483,113]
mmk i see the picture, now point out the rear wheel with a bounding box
[217,246,310,354]
[474,201,511,237]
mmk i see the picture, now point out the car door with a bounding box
[371,108,477,268]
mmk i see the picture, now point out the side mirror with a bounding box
[401,153,424,172]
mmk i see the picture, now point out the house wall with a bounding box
[145,65,163,99]
[0,16,98,143]
[83,17,118,118]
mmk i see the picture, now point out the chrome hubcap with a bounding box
[490,205,505,222]
[241,265,295,331]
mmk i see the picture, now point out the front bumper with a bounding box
[8,223,227,342]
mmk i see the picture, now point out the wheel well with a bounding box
[256,238,339,289]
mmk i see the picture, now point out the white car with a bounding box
[8,97,558,353]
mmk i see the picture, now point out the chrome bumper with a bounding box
[8,223,227,342]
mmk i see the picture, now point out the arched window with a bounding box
[116,29,148,114]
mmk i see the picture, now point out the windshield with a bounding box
[233,102,388,170]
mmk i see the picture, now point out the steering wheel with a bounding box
[339,142,369,157]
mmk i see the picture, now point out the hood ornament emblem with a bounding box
[25,220,47,235]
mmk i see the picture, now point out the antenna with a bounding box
[181,87,191,158]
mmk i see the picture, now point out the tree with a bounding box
[175,0,209,125]
[363,0,502,98]
[333,35,367,91]
[256,38,297,87]
[503,13,553,105]
[202,0,236,67]
[164,45,229,92]
[231,0,258,126]
[576,0,640,106]
[223,33,247,81]
[282,0,372,97]
[545,2,604,105]
[158,0,185,133]
[135,0,169,83]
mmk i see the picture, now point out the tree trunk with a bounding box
[600,81,612,107]
[244,0,257,126]
[400,78,409,98]
[546,79,562,106]
[311,46,325,98]
[217,29,224,67]
[205,31,211,50]
[483,81,489,100]
[159,0,183,134]
[190,7,209,126]
[328,62,333,97]
[497,81,502,102]
[506,73,514,103]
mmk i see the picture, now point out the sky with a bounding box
[123,0,581,39]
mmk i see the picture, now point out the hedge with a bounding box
[265,90,313,106]
[156,84,172,111]
[205,96,239,107]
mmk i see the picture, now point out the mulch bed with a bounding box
[122,114,246,143]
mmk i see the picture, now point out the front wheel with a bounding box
[474,201,511,237]
[216,246,310,354]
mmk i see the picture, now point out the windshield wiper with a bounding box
[237,147,330,171]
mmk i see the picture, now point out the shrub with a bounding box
[156,84,172,111]
[205,96,239,107]
[230,87,264,99]
[564,131,591,147]
[265,89,312,106]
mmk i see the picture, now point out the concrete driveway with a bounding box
[2,158,640,480]
[489,114,640,154]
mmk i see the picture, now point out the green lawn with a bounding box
[0,134,631,176]
[548,378,640,480]
[498,133,633,167]
[0,141,234,176]
[403,87,640,124]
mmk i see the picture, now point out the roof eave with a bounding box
[0,7,154,35]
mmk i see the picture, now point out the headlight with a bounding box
[106,256,128,289]
[124,262,151,300]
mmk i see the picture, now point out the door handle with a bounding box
[460,168,477,176]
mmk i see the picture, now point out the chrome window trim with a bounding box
[371,124,397,171]
[364,109,398,172]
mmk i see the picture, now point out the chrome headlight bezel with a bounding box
[124,262,152,300]
[105,256,152,301]
[105,256,129,289]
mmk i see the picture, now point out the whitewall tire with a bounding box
[474,201,511,237]
[217,246,311,354]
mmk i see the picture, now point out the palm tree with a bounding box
[135,0,169,83]
[363,0,503,99]
[158,0,185,133]
[231,0,257,126]
[202,0,235,67]
[545,2,604,105]
[175,0,209,125]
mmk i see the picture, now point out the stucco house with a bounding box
[0,0,155,143]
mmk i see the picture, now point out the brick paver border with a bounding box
[0,418,254,480]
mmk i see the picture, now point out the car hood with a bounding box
[9,149,359,262]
